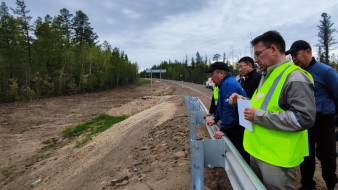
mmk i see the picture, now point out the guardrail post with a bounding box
[189,110,197,141]
[185,96,266,190]
[190,140,204,190]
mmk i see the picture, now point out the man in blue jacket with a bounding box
[205,62,250,163]
[286,40,338,190]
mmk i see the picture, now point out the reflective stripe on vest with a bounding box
[213,86,219,106]
[244,62,313,167]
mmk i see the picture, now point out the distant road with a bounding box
[162,79,213,99]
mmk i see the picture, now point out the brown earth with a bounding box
[0,79,334,190]
[0,80,228,190]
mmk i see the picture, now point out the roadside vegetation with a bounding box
[26,114,129,167]
[63,114,128,148]
[0,0,139,103]
[1,165,16,178]
[129,78,150,89]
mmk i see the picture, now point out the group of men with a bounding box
[203,30,338,190]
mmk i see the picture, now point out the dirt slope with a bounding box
[0,80,333,190]
[1,81,224,190]
[35,97,178,189]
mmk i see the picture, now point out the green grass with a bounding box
[137,78,151,85]
[42,138,52,144]
[33,153,52,162]
[129,78,151,88]
[62,114,128,148]
[1,165,16,178]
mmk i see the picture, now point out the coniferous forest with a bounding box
[141,52,239,85]
[0,1,138,102]
[1,1,337,103]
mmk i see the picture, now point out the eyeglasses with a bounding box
[254,47,269,59]
[238,64,248,69]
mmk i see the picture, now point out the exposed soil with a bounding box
[0,80,335,190]
[0,80,226,190]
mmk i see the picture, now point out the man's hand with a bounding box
[207,118,215,126]
[214,131,225,139]
[203,112,211,119]
[244,107,256,121]
[229,93,244,105]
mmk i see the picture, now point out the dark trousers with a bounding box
[300,114,337,190]
[225,126,250,164]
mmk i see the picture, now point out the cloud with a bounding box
[3,0,338,69]
[122,8,140,18]
[120,0,338,67]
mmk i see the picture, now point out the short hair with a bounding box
[251,30,286,54]
[238,56,254,68]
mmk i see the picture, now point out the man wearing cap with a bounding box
[237,56,261,98]
[230,31,316,189]
[205,61,250,164]
[286,40,338,190]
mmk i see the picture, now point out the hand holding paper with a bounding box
[229,93,243,104]
[237,99,253,131]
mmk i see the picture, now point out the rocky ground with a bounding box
[0,80,230,190]
[0,79,333,190]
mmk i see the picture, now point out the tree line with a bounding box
[142,12,337,83]
[0,0,138,102]
[139,52,240,85]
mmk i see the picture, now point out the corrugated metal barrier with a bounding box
[184,96,266,190]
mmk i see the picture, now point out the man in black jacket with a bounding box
[237,56,261,98]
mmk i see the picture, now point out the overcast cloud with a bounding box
[3,0,338,71]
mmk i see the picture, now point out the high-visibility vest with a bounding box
[244,62,313,167]
[213,86,219,106]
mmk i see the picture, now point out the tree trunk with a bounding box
[58,60,66,95]
[116,72,120,90]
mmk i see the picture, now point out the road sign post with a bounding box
[146,69,166,96]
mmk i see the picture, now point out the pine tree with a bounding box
[57,8,73,44]
[72,10,97,46]
[317,12,337,64]
[317,46,325,62]
[0,2,26,101]
[11,0,33,72]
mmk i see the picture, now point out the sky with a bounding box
[3,0,338,71]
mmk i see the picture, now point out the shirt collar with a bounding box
[265,60,288,79]
[306,57,316,69]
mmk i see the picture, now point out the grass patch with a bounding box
[42,138,53,145]
[33,153,52,162]
[129,78,151,88]
[1,165,16,178]
[62,114,128,148]
[137,78,151,85]
[39,140,57,152]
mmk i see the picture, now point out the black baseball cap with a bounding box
[205,62,229,73]
[285,40,312,55]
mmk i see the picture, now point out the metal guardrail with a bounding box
[184,96,266,190]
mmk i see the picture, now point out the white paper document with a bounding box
[237,99,253,131]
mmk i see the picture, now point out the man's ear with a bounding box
[271,44,278,55]
[306,48,312,56]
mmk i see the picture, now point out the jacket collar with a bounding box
[247,69,257,78]
[219,73,232,86]
[306,57,316,69]
[265,60,288,79]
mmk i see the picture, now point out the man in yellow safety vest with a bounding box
[203,86,219,119]
[230,31,316,190]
